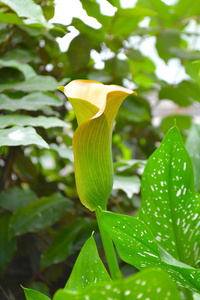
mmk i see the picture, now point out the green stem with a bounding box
[95,207,122,280]
[183,288,193,300]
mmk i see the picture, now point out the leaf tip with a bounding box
[57,86,65,93]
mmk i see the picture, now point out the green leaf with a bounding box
[0,76,67,93]
[40,219,86,269]
[0,59,36,80]
[138,126,200,267]
[169,48,200,61]
[1,0,48,27]
[113,175,141,198]
[65,235,111,292]
[161,115,192,134]
[0,115,69,129]
[60,80,135,211]
[0,12,24,26]
[0,213,17,276]
[159,85,193,106]
[100,210,200,293]
[0,187,37,211]
[54,268,182,300]
[0,126,49,148]
[185,123,200,193]
[0,92,63,111]
[156,30,181,62]
[23,287,50,300]
[68,34,91,73]
[9,193,72,236]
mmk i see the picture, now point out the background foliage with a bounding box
[0,0,200,299]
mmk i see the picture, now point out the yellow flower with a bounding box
[59,80,136,211]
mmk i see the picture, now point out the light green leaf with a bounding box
[65,235,111,292]
[0,126,49,148]
[0,76,67,93]
[54,268,182,300]
[138,126,200,267]
[0,92,63,111]
[0,213,17,276]
[0,59,36,80]
[0,187,37,211]
[0,115,69,129]
[1,0,48,27]
[60,80,135,211]
[9,193,72,236]
[23,287,51,300]
[100,210,200,293]
[113,175,141,198]
[185,123,200,193]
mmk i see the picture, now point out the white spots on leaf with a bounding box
[192,213,198,221]
[183,162,187,171]
[124,290,131,295]
[137,293,143,299]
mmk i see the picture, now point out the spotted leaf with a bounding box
[53,268,182,300]
[100,210,200,293]
[65,235,111,292]
[137,126,200,267]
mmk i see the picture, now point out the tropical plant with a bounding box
[1,0,200,300]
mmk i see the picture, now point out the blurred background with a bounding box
[0,0,200,299]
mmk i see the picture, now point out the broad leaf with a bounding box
[1,0,48,27]
[9,193,72,236]
[0,213,17,276]
[0,187,37,211]
[65,235,111,292]
[113,175,141,198]
[40,219,86,269]
[0,126,49,148]
[0,59,36,80]
[0,92,63,111]
[54,268,182,300]
[185,123,200,193]
[23,287,50,300]
[137,126,200,267]
[0,76,67,92]
[59,80,135,211]
[100,210,200,293]
[0,115,69,129]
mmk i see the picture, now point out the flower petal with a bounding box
[59,80,136,211]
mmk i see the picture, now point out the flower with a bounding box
[58,80,136,211]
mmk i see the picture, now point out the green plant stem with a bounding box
[183,288,194,300]
[95,207,122,280]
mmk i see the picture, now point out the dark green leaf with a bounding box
[0,213,17,276]
[40,219,86,269]
[0,187,37,211]
[9,193,72,236]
